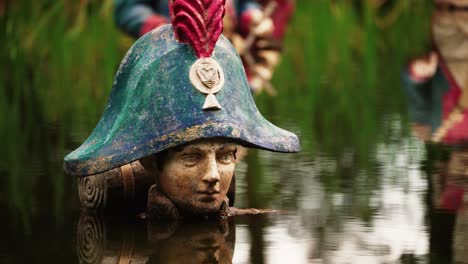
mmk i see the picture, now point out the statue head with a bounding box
[143,138,237,215]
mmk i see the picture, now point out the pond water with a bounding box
[1,110,463,264]
[3,2,464,264]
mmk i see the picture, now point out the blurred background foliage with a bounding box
[0,0,432,231]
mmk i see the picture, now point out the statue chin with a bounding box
[175,199,226,216]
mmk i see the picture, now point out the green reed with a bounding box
[1,0,128,230]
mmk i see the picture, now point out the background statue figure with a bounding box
[402,0,468,145]
[114,0,296,94]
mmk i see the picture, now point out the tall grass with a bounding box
[267,0,431,153]
[0,0,129,230]
[0,1,432,229]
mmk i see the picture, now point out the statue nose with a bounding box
[202,158,220,184]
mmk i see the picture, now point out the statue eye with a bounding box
[181,154,201,167]
[217,152,235,165]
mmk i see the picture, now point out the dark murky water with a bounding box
[3,114,464,264]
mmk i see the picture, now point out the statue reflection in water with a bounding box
[402,0,468,263]
[147,219,235,264]
[76,213,235,264]
[429,145,468,264]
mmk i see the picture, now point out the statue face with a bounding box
[433,1,468,59]
[157,139,237,214]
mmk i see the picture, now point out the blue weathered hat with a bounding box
[64,0,299,176]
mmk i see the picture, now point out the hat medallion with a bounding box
[190,58,225,110]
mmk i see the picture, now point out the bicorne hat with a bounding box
[64,0,299,176]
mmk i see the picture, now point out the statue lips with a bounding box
[197,190,221,202]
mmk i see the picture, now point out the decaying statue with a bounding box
[63,0,299,219]
[404,3,468,259]
[403,0,468,145]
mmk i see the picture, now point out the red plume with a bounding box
[169,0,226,58]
